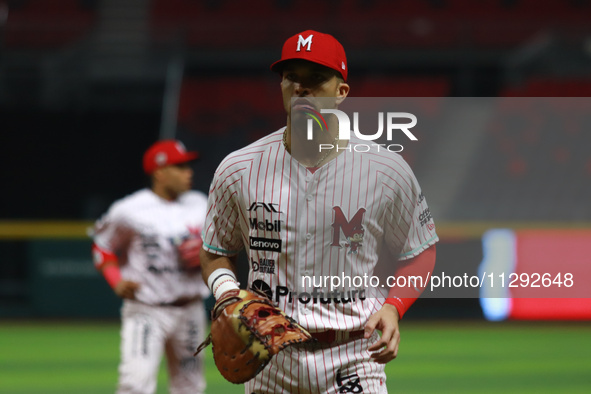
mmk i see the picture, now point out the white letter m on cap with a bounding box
[296,34,313,51]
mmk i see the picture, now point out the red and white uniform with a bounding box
[203,128,438,393]
[93,188,209,394]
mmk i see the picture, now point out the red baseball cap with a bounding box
[270,30,348,81]
[143,140,199,175]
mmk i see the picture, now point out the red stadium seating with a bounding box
[502,77,591,97]
[149,0,590,49]
[177,76,449,168]
[178,75,450,135]
[3,0,96,48]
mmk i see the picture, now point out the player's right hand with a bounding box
[365,304,401,364]
[114,280,140,299]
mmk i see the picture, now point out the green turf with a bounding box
[0,320,589,393]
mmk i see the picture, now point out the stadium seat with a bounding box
[3,0,96,48]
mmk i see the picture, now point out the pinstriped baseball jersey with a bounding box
[93,189,210,304]
[202,127,438,333]
[245,332,386,394]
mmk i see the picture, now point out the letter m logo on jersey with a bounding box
[331,207,366,254]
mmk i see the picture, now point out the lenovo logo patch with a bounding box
[249,237,282,252]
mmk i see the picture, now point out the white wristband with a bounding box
[213,279,240,300]
[208,268,239,299]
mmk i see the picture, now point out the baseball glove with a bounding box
[177,237,202,270]
[194,289,314,384]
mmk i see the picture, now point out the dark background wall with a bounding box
[1,0,590,319]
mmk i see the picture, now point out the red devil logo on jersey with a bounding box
[331,207,366,254]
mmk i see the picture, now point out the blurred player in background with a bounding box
[200,30,438,393]
[91,140,209,394]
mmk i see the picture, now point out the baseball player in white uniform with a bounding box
[201,31,438,393]
[91,140,210,394]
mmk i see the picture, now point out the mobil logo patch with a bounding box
[249,218,282,232]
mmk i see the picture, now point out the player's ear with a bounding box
[335,81,350,105]
[152,167,165,184]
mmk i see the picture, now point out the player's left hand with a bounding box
[364,303,401,364]
[178,237,203,269]
[194,289,314,384]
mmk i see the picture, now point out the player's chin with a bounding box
[292,107,311,120]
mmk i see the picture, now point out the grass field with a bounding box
[0,320,589,393]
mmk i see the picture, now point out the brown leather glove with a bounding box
[195,289,314,384]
